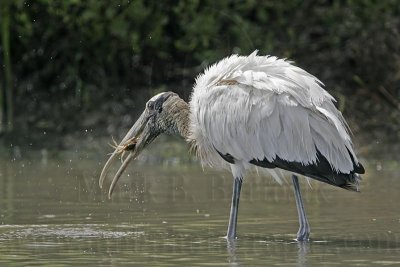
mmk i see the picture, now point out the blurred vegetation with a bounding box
[0,0,13,133]
[0,0,399,143]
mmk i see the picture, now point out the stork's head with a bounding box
[99,91,185,198]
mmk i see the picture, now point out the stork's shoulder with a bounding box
[191,50,335,109]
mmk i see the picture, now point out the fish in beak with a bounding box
[99,92,177,199]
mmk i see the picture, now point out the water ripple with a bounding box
[0,224,144,240]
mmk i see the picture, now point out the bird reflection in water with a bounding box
[225,238,310,267]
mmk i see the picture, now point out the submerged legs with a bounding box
[226,177,243,239]
[292,175,310,241]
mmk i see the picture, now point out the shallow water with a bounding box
[0,138,399,266]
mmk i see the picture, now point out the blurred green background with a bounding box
[0,0,399,146]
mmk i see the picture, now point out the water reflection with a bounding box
[0,140,399,265]
[296,242,310,267]
[226,239,240,266]
[225,238,310,267]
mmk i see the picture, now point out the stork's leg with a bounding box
[226,177,242,239]
[292,175,310,241]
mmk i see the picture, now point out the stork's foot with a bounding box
[225,233,237,240]
[225,227,237,240]
[296,223,310,241]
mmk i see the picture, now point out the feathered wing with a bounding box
[189,51,364,190]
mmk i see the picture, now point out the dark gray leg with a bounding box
[226,177,242,239]
[292,175,310,241]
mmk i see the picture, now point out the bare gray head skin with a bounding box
[99,91,189,198]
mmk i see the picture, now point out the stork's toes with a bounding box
[296,226,310,241]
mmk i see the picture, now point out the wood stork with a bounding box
[99,51,365,241]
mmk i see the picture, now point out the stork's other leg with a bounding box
[292,175,310,241]
[226,177,242,239]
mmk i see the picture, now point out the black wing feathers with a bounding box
[216,148,363,192]
[249,149,362,191]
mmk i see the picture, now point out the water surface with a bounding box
[0,138,399,266]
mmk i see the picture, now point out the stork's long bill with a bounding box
[99,111,155,199]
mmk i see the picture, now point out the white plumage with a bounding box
[189,50,359,179]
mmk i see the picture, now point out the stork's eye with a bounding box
[147,101,155,110]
